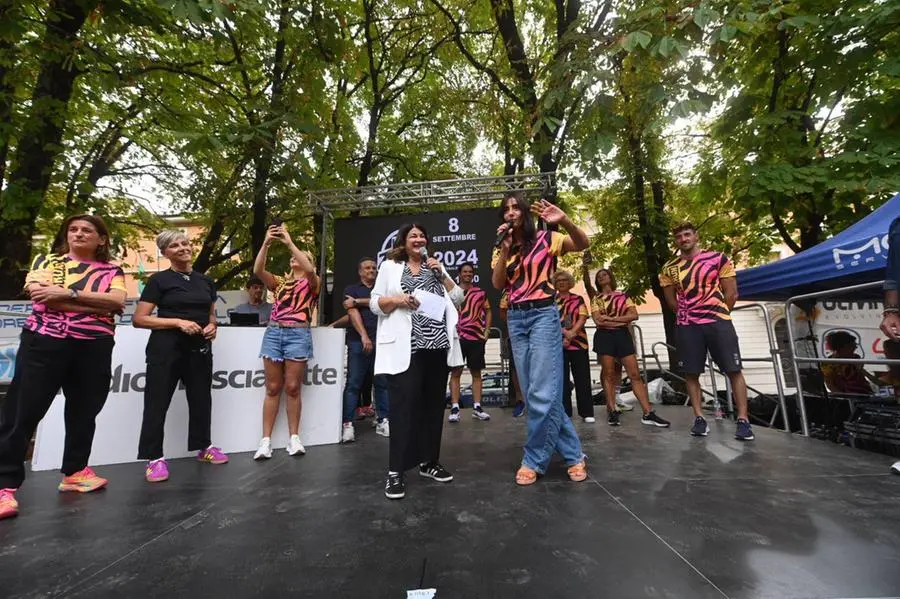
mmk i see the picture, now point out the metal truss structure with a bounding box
[308,172,555,213]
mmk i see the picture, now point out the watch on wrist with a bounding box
[69,289,78,300]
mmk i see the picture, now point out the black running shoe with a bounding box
[384,472,406,499]
[418,462,453,483]
[641,411,671,428]
[607,410,620,426]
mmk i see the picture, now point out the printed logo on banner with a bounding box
[832,234,890,270]
[377,229,400,266]
[822,327,864,358]
[108,362,340,394]
[0,345,16,381]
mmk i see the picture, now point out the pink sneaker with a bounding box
[59,467,108,493]
[0,488,18,520]
[145,458,169,483]
[197,446,228,464]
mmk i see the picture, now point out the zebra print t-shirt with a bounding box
[401,262,449,353]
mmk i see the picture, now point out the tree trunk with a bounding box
[0,0,19,204]
[0,0,98,298]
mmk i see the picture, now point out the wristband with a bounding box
[884,307,900,315]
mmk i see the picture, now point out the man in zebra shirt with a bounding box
[449,262,492,422]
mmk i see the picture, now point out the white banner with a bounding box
[791,299,890,368]
[31,326,345,471]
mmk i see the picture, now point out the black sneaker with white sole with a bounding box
[418,462,453,483]
[607,410,620,426]
[384,472,406,499]
[641,411,671,428]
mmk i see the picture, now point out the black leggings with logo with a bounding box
[137,331,213,461]
[0,330,114,489]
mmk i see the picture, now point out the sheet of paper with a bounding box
[407,590,436,599]
[413,288,445,322]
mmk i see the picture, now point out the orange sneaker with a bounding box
[567,462,587,482]
[0,488,18,520]
[58,467,108,493]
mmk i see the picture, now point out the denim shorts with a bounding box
[260,326,313,362]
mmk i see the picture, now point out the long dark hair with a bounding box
[387,223,428,262]
[54,214,112,262]
[499,192,537,254]
[594,268,617,292]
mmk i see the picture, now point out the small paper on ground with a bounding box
[406,589,436,598]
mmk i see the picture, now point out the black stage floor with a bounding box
[3,406,900,599]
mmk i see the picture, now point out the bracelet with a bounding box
[885,307,900,315]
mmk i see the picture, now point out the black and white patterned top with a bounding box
[401,262,449,353]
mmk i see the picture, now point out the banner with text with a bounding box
[31,326,345,471]
[333,208,503,334]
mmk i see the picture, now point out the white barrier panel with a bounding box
[31,326,345,471]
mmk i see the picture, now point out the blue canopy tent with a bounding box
[736,193,900,300]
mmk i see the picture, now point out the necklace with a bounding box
[171,267,192,281]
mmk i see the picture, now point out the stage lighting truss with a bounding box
[307,172,555,214]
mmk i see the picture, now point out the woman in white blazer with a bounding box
[370,223,464,500]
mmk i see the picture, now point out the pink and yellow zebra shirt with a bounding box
[25,254,126,339]
[492,230,566,306]
[658,251,736,326]
[457,285,490,341]
[590,291,635,321]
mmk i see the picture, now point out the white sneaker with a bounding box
[583,417,596,423]
[375,419,390,438]
[287,434,306,456]
[341,423,355,443]
[448,407,461,423]
[891,461,900,474]
[616,401,634,412]
[472,406,491,421]
[253,437,272,461]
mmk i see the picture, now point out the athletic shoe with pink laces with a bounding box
[145,458,169,483]
[58,467,108,493]
[0,488,18,520]
[197,446,228,464]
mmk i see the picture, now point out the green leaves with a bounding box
[622,30,652,52]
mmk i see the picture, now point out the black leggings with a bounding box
[563,349,594,418]
[0,330,114,488]
[386,349,449,472]
[137,332,213,460]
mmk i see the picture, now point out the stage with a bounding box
[3,406,900,599]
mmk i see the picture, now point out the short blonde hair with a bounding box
[554,269,575,284]
[156,230,189,252]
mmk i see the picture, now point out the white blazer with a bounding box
[370,259,465,375]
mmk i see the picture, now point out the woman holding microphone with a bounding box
[370,223,464,500]
[251,223,318,460]
[492,193,589,486]
[0,214,126,520]
[133,230,226,483]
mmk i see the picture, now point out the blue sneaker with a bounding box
[735,418,755,441]
[512,401,525,418]
[690,416,709,437]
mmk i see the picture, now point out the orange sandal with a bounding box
[567,462,587,482]
[515,466,538,486]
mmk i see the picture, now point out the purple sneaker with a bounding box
[145,459,169,483]
[197,446,229,464]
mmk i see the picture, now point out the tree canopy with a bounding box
[0,0,896,299]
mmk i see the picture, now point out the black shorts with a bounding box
[593,328,636,359]
[675,320,742,374]
[459,339,486,371]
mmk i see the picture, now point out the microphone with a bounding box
[493,218,513,248]
[419,246,443,279]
